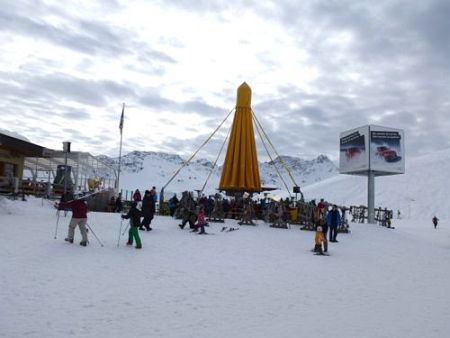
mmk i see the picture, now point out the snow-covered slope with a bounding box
[303,148,450,220]
[1,197,450,338]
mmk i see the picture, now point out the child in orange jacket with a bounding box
[314,225,326,255]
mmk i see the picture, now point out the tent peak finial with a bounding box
[236,82,252,108]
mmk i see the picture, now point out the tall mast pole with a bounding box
[117,103,125,193]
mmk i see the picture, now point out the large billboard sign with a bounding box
[369,126,405,174]
[339,126,369,174]
[339,125,405,175]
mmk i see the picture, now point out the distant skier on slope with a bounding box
[432,216,439,229]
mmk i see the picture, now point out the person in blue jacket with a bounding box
[327,204,341,243]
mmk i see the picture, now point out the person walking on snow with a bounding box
[121,201,142,249]
[327,204,341,243]
[58,197,89,247]
[432,216,439,229]
[192,205,207,234]
[139,190,154,231]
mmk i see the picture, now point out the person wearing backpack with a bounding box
[122,201,142,249]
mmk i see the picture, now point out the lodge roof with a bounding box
[0,133,51,157]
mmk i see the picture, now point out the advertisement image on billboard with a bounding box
[339,127,369,174]
[369,126,405,174]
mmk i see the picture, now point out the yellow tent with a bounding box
[219,82,261,193]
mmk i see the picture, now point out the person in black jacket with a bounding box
[140,190,154,231]
[432,216,439,229]
[115,193,123,213]
[327,204,341,243]
[121,202,142,249]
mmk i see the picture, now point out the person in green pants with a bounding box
[121,201,142,249]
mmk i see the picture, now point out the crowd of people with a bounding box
[62,186,438,255]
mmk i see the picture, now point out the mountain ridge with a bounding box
[101,150,339,195]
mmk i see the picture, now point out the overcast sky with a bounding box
[1,0,449,162]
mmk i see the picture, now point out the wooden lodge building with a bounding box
[0,132,117,200]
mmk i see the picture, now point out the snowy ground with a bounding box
[1,197,450,338]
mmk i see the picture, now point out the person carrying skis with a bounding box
[432,216,439,229]
[58,196,89,247]
[121,201,142,249]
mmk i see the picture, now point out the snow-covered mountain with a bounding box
[105,151,338,197]
[260,154,337,186]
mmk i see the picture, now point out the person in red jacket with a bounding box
[133,189,142,202]
[192,205,207,234]
[58,197,89,246]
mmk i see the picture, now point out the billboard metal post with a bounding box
[339,125,405,225]
[368,171,375,223]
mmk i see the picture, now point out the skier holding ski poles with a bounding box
[57,196,89,247]
[121,201,143,249]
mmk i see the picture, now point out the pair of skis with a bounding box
[221,226,239,232]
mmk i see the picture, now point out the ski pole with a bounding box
[121,222,130,236]
[117,218,123,247]
[54,210,60,239]
[86,223,104,247]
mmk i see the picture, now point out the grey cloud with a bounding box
[0,1,176,65]
[139,91,176,110]
[0,10,122,56]
[139,90,224,116]
[0,70,135,107]
[61,110,91,120]
[141,49,177,65]
[182,100,222,116]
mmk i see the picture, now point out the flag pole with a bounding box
[117,103,125,193]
